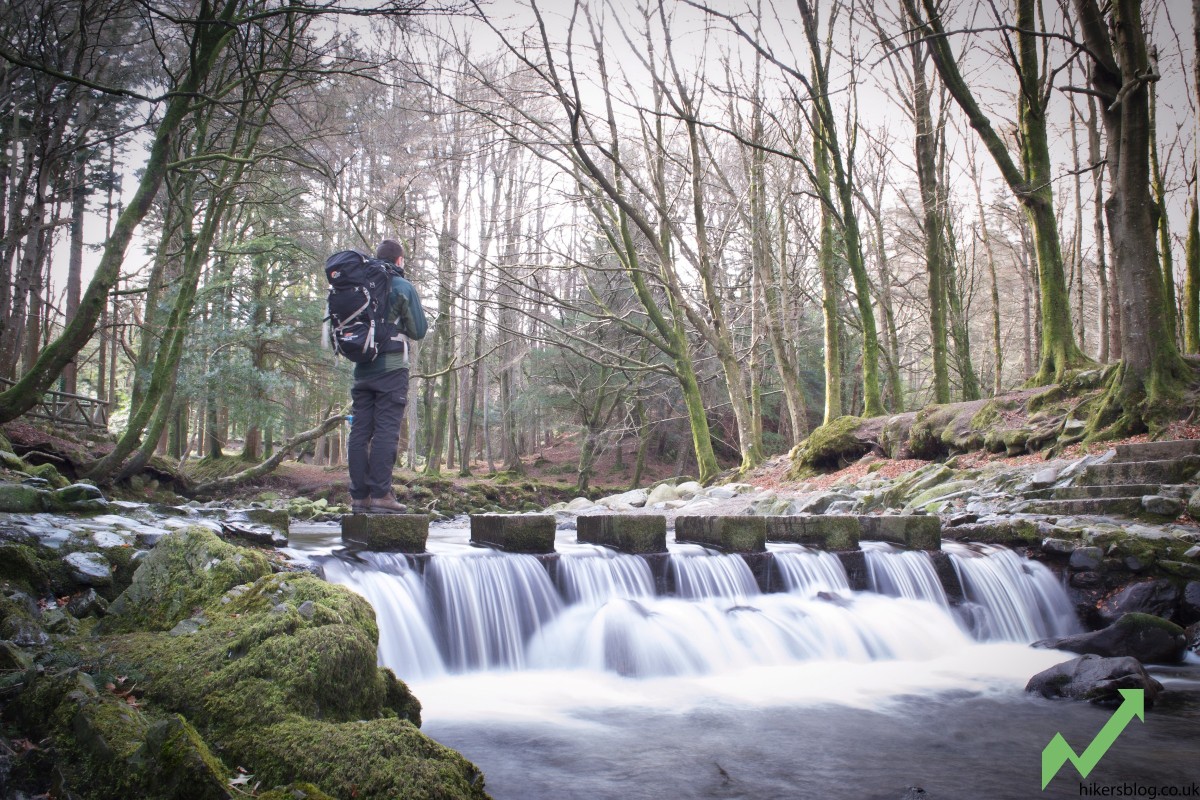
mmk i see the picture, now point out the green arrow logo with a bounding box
[1041,689,1146,789]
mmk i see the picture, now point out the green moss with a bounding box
[237,716,487,800]
[257,784,336,800]
[788,416,869,476]
[103,527,273,633]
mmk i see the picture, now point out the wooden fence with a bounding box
[0,378,109,430]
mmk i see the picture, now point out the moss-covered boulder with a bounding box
[103,527,273,633]
[41,671,232,800]
[788,416,870,476]
[14,526,488,799]
[94,568,485,799]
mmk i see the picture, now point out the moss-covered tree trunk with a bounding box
[909,20,950,404]
[911,0,1088,386]
[1186,191,1200,353]
[1076,0,1193,432]
[815,120,842,425]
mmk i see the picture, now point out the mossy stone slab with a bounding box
[765,516,860,551]
[674,515,766,553]
[858,515,942,550]
[470,514,555,553]
[341,514,430,553]
[577,515,667,554]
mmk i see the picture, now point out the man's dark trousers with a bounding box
[347,368,409,500]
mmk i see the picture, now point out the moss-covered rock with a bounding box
[103,527,273,633]
[788,416,870,476]
[24,462,70,489]
[0,482,45,513]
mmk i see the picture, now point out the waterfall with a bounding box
[321,552,446,680]
[669,544,760,599]
[318,527,1080,682]
[862,541,949,607]
[424,551,563,671]
[770,544,851,597]
[944,542,1080,642]
[556,544,655,605]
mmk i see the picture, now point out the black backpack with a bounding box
[323,250,403,363]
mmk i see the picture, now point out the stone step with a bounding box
[765,516,859,551]
[858,514,942,550]
[674,515,766,553]
[1079,456,1200,487]
[1019,497,1181,518]
[470,514,556,553]
[577,514,667,554]
[1051,484,1160,500]
[1112,439,1200,463]
[341,514,429,552]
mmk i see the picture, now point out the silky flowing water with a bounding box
[293,522,1200,800]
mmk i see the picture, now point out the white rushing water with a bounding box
[310,525,1200,800]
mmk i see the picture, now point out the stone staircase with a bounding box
[1022,439,1200,519]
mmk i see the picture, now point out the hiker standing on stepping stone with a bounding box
[342,239,427,514]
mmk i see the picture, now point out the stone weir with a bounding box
[338,511,959,598]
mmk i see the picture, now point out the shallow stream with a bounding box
[289,521,1200,800]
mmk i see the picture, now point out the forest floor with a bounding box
[3,417,1199,506]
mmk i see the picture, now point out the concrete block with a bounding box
[577,515,667,554]
[470,514,556,553]
[858,515,942,550]
[765,516,860,551]
[341,514,429,553]
[674,515,766,553]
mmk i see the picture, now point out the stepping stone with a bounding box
[341,514,429,552]
[674,515,766,553]
[858,515,942,550]
[470,514,556,553]
[577,514,667,554]
[765,515,859,551]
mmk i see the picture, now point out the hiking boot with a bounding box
[350,499,371,515]
[369,495,408,514]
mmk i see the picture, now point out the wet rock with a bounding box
[221,521,288,548]
[901,789,932,800]
[1098,579,1181,624]
[51,482,107,510]
[1042,537,1076,555]
[1026,654,1163,706]
[246,507,290,533]
[66,588,108,618]
[1142,495,1184,517]
[63,551,113,587]
[1187,621,1200,653]
[1070,571,1103,589]
[1069,547,1104,571]
[1188,486,1200,519]
[1035,612,1187,664]
[1181,581,1200,625]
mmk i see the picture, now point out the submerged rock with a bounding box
[1026,654,1163,706]
[1035,612,1187,664]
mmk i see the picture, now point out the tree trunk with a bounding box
[0,0,242,423]
[1076,0,1193,432]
